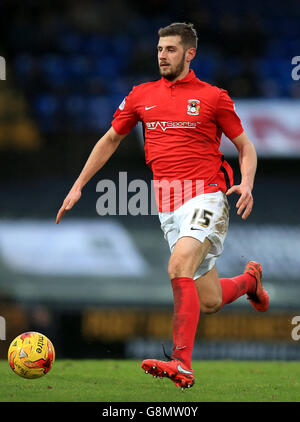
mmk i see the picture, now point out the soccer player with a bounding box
[56,22,269,390]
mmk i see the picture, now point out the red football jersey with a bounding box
[112,69,244,212]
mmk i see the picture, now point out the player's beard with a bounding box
[159,52,186,81]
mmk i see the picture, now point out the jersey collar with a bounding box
[161,69,196,87]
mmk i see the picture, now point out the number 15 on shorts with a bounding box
[190,208,214,228]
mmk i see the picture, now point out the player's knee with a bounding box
[168,249,197,279]
[200,297,222,314]
[168,261,176,279]
[168,256,192,280]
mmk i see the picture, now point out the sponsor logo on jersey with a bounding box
[146,121,200,131]
[187,99,200,116]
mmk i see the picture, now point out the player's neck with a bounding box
[169,67,190,83]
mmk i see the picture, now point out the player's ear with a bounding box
[185,47,196,63]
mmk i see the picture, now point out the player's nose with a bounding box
[158,49,167,59]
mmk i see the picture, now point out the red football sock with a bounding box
[219,273,256,309]
[171,277,200,370]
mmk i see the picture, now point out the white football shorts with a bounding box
[158,191,229,279]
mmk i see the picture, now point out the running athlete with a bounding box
[56,22,269,390]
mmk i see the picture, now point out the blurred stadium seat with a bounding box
[3,0,299,134]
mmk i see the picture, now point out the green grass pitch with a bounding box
[0,359,300,402]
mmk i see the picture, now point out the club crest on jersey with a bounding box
[187,99,200,116]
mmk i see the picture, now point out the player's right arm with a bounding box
[56,126,126,224]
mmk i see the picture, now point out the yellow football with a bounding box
[8,332,55,379]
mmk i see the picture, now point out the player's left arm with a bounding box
[226,130,257,220]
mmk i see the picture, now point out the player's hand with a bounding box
[226,184,253,220]
[56,189,82,224]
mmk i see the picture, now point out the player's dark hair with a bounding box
[158,22,198,50]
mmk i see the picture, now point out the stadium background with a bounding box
[0,0,299,361]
